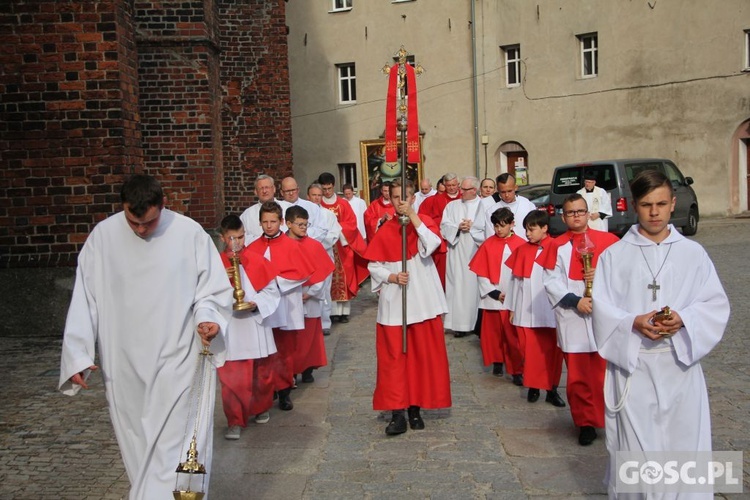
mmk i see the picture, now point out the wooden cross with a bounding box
[648,279,660,302]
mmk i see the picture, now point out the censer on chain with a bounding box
[173,344,214,500]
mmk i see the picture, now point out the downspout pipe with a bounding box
[470,0,480,178]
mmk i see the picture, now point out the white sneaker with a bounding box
[254,412,270,424]
[224,425,241,440]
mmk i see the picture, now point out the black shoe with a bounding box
[545,389,566,408]
[385,411,407,435]
[323,329,331,336]
[301,368,314,383]
[407,406,425,430]
[579,426,597,446]
[512,374,523,386]
[331,315,340,323]
[278,388,294,411]
[453,331,469,338]
[527,388,540,402]
[492,363,504,376]
[340,315,350,323]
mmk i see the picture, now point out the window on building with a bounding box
[502,44,521,87]
[331,0,352,12]
[745,30,750,70]
[337,63,356,104]
[392,0,415,3]
[578,33,598,78]
[338,163,357,189]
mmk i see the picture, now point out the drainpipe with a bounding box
[470,0,480,178]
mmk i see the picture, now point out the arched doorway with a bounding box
[730,119,750,213]
[494,141,529,186]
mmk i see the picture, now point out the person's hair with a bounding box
[523,209,549,229]
[381,180,392,188]
[256,173,275,185]
[121,174,164,217]
[307,182,322,193]
[562,193,587,210]
[583,170,597,181]
[495,172,515,185]
[461,176,480,190]
[491,207,514,226]
[258,201,283,220]
[285,205,309,223]
[630,170,673,202]
[390,178,415,197]
[318,172,336,186]
[437,177,445,187]
[481,177,495,187]
[342,183,354,191]
[443,172,458,182]
[220,214,243,234]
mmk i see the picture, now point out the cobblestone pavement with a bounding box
[1,218,748,499]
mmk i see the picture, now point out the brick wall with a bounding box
[0,0,292,267]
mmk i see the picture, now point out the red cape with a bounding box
[363,197,396,242]
[505,236,553,278]
[220,247,278,292]
[469,234,525,284]
[295,236,335,286]
[362,214,441,263]
[246,233,315,282]
[417,192,458,255]
[537,229,619,279]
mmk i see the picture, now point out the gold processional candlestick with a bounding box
[575,232,596,298]
[228,239,252,311]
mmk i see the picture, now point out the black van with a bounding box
[548,158,699,237]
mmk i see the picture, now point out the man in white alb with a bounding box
[576,171,612,231]
[483,173,537,241]
[413,177,436,212]
[592,170,729,498]
[342,183,367,241]
[240,174,292,242]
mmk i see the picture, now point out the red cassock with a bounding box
[218,248,281,424]
[293,236,334,374]
[364,215,452,411]
[468,234,525,373]
[505,238,563,391]
[417,192,457,289]
[537,229,619,427]
[363,197,396,242]
[321,196,369,300]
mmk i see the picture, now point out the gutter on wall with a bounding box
[470,0,480,178]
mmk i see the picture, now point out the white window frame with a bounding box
[744,30,750,71]
[331,0,352,12]
[338,163,357,189]
[578,33,598,78]
[502,44,521,87]
[337,63,356,104]
[391,0,415,3]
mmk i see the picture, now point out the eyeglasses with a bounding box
[563,209,588,217]
[460,186,477,191]
[228,235,245,241]
[281,188,299,194]
[291,222,309,229]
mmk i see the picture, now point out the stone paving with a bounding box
[1,218,748,499]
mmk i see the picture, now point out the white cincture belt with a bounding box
[604,342,675,413]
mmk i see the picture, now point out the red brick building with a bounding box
[0,0,292,267]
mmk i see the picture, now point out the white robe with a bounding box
[346,195,368,241]
[476,244,515,311]
[315,207,342,329]
[413,188,436,212]
[287,197,328,243]
[592,225,729,499]
[440,197,485,331]
[368,224,448,325]
[239,199,293,243]
[58,209,233,499]
[505,247,556,328]
[543,241,596,353]
[225,264,281,360]
[483,196,537,241]
[577,186,612,231]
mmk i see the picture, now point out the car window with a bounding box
[552,165,617,194]
[624,161,665,182]
[663,162,684,188]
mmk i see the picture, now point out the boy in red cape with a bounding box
[505,210,566,407]
[364,179,451,436]
[247,202,315,412]
[539,193,619,445]
[217,214,281,438]
[285,205,335,384]
[468,207,525,384]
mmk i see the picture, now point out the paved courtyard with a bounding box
[1,217,748,498]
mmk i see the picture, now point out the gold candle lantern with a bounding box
[228,237,252,311]
[575,232,596,298]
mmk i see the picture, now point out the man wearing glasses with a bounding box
[280,176,327,243]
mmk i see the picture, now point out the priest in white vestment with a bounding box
[413,177,436,212]
[59,174,233,499]
[240,174,292,243]
[342,183,368,241]
[483,173,537,241]
[576,172,612,231]
[592,171,729,499]
[440,176,486,335]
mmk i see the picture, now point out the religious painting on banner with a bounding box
[359,137,423,203]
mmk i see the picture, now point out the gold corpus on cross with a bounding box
[382,45,424,116]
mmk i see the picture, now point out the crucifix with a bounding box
[648,279,660,302]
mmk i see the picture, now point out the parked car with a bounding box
[547,158,699,237]
[517,183,551,210]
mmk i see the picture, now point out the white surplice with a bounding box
[440,197,485,331]
[239,199,293,243]
[58,209,233,499]
[477,244,515,311]
[315,207,342,329]
[346,195,368,240]
[226,264,281,360]
[483,195,537,241]
[368,224,448,325]
[577,186,612,231]
[413,188,436,212]
[287,197,328,243]
[505,245,556,328]
[592,225,729,499]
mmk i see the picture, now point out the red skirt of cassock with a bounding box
[293,317,328,374]
[516,326,563,391]
[563,351,606,428]
[372,316,452,411]
[480,309,524,375]
[272,328,297,390]
[218,356,277,426]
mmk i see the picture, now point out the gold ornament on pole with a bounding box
[575,232,595,298]
[228,236,252,311]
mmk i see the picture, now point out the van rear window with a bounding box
[624,161,664,182]
[552,164,617,194]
